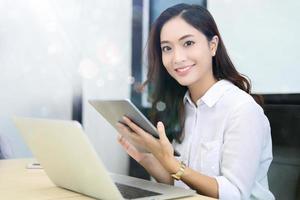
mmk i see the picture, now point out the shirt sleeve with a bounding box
[214,101,269,200]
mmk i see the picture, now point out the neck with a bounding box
[188,76,217,105]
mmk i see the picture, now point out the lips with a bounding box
[175,64,195,75]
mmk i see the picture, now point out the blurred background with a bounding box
[0,0,299,199]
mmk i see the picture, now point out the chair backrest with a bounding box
[263,104,300,200]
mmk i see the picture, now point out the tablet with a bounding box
[89,99,180,156]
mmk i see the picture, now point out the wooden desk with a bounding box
[0,159,216,200]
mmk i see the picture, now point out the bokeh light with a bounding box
[96,41,122,65]
[156,101,166,112]
[127,76,135,85]
[78,58,99,79]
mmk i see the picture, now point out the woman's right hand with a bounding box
[116,122,173,184]
[116,122,154,164]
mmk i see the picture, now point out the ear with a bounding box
[209,35,219,56]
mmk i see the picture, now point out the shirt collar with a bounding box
[183,79,234,107]
[183,91,193,105]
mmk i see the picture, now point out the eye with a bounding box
[184,40,195,47]
[161,46,172,52]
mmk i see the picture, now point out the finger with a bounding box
[118,135,132,150]
[157,121,168,142]
[117,123,143,146]
[116,122,128,130]
[116,122,134,135]
[122,116,148,137]
[117,134,125,145]
[118,134,127,145]
[117,134,122,142]
[117,136,144,162]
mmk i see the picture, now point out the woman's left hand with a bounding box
[120,116,180,173]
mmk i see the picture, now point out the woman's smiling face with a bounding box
[160,17,217,89]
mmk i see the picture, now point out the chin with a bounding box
[171,74,198,87]
[175,79,193,87]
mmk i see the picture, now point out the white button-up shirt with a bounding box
[173,80,274,200]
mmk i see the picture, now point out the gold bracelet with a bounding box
[171,161,186,181]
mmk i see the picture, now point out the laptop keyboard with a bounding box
[115,182,161,199]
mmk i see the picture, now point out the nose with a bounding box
[173,46,187,65]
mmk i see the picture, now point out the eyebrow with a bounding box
[160,34,194,45]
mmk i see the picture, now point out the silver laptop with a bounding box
[13,117,195,200]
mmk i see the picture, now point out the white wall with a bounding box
[0,0,131,175]
[208,0,300,94]
[0,0,75,157]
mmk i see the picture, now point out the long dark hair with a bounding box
[145,4,254,143]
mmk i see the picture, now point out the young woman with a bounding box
[116,4,274,200]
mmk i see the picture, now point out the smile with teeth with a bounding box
[175,64,194,72]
